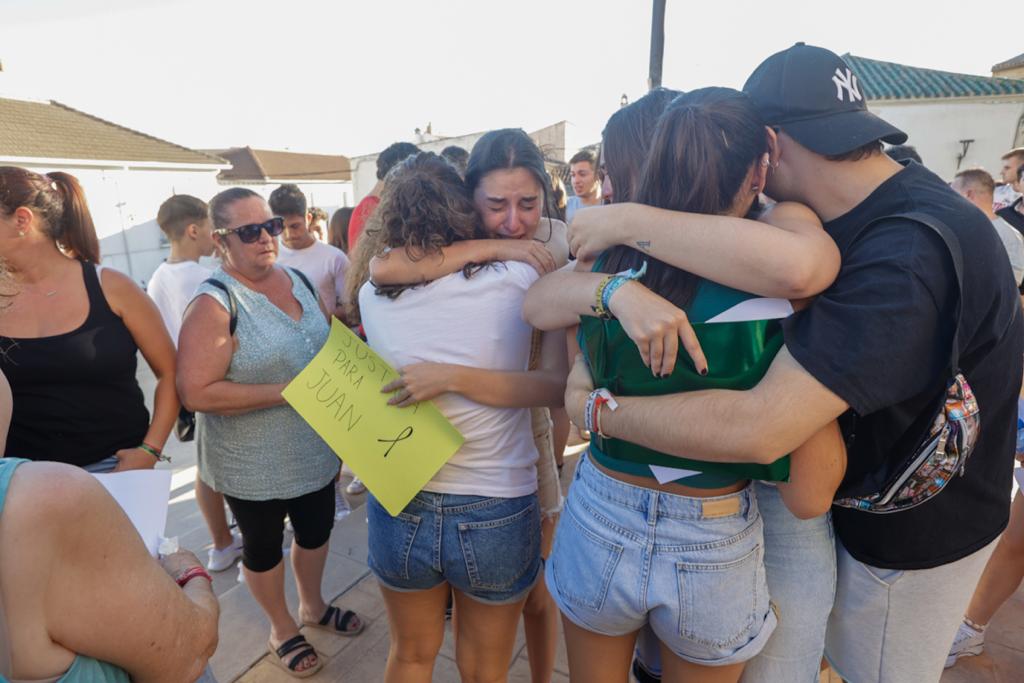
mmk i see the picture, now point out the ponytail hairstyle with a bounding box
[600,87,769,309]
[371,152,490,299]
[464,128,555,240]
[0,167,101,262]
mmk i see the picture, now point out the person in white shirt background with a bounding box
[950,169,1024,287]
[149,194,243,573]
[268,184,365,502]
[564,149,602,223]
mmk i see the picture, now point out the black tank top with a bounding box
[1,261,149,467]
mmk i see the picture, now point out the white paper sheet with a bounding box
[649,464,702,484]
[1015,467,1024,490]
[706,298,794,323]
[92,469,172,557]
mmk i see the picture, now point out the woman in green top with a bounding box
[526,88,846,683]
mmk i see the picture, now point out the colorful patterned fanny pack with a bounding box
[834,373,980,513]
[834,212,978,514]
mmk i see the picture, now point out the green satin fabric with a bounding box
[578,316,791,482]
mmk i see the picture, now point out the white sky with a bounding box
[0,0,1004,158]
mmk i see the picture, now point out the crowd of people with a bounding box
[0,42,1023,683]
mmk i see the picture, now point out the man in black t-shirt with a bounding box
[566,44,1023,682]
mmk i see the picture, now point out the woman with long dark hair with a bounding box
[366,129,570,683]
[526,89,846,683]
[0,167,178,473]
[358,152,564,683]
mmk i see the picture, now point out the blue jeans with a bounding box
[367,491,541,604]
[634,482,836,681]
[547,454,776,666]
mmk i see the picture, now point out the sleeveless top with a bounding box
[0,262,149,468]
[0,459,130,683]
[579,274,791,487]
[195,267,339,501]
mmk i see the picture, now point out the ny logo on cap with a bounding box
[832,68,863,103]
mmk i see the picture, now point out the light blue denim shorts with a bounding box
[367,491,541,605]
[546,454,776,666]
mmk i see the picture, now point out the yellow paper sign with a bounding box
[283,319,465,516]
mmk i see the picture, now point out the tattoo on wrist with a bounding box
[636,240,651,252]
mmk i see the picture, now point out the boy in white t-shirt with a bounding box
[151,194,242,572]
[269,184,351,322]
[268,185,363,503]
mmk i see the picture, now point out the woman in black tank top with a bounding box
[0,167,178,470]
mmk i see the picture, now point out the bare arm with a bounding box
[100,269,178,470]
[176,294,288,415]
[776,421,847,519]
[565,347,848,464]
[9,463,218,683]
[370,239,557,285]
[384,328,568,409]
[569,202,840,299]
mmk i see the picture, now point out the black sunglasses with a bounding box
[214,217,285,244]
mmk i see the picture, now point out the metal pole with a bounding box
[649,0,666,91]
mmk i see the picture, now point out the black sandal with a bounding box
[268,634,322,678]
[303,605,365,637]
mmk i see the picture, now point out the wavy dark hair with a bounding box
[602,87,680,204]
[371,152,490,298]
[601,87,768,309]
[465,128,555,241]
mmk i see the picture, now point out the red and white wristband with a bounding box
[584,388,619,438]
[176,566,213,588]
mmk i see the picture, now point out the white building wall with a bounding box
[870,98,1024,181]
[220,180,353,212]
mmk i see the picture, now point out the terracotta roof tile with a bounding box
[0,96,223,165]
[210,147,351,182]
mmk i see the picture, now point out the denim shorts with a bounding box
[546,454,776,666]
[367,491,542,605]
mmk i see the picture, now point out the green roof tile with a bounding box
[844,55,1024,101]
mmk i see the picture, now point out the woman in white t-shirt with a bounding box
[367,129,570,683]
[358,152,564,683]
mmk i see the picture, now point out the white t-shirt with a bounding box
[991,216,1024,286]
[147,260,212,346]
[277,240,350,311]
[359,262,540,497]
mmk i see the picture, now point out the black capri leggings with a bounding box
[224,480,335,572]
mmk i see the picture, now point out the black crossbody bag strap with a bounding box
[286,266,317,299]
[201,278,238,336]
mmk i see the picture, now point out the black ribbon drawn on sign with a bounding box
[378,426,414,458]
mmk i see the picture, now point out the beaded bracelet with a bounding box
[591,275,616,319]
[599,261,650,316]
[139,442,170,463]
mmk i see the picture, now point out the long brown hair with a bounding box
[0,167,101,262]
[601,88,768,308]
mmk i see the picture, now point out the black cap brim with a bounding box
[779,109,907,156]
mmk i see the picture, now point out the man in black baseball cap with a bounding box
[736,43,1022,682]
[743,42,907,156]
[561,43,1023,682]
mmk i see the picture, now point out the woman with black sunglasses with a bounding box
[177,188,363,677]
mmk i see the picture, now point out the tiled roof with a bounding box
[844,55,1024,101]
[992,53,1024,73]
[210,147,352,182]
[0,96,224,165]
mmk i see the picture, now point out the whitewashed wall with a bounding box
[870,98,1024,181]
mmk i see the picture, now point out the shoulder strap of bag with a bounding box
[286,266,317,299]
[863,211,965,373]
[202,278,238,336]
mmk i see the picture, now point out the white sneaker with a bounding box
[946,621,985,668]
[206,532,243,572]
[345,477,367,495]
[335,491,351,521]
